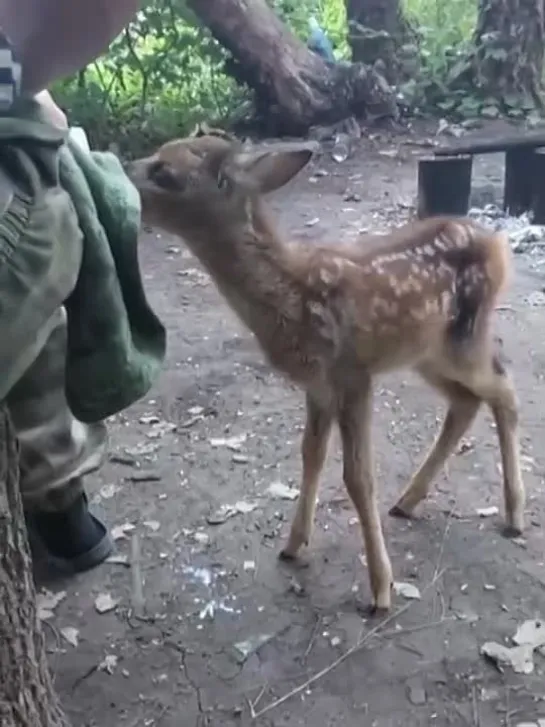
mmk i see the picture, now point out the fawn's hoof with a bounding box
[388,504,411,519]
[502,523,523,539]
[356,600,390,618]
[278,548,297,562]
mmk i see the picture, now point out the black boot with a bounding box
[26,492,114,574]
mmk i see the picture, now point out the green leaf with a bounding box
[485,47,508,61]
[437,98,458,111]
[480,105,500,118]
[457,96,482,118]
[503,93,523,109]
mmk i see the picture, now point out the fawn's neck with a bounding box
[187,219,303,339]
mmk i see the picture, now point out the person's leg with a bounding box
[7,306,114,573]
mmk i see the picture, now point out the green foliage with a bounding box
[401,0,543,120]
[53,0,245,155]
[53,0,542,153]
[271,0,349,56]
[54,0,349,155]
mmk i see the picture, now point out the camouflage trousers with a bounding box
[0,153,107,512]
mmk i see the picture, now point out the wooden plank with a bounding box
[433,130,545,157]
[531,148,545,223]
[417,155,473,218]
[504,148,536,216]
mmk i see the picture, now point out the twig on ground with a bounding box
[247,683,268,718]
[130,532,145,619]
[472,684,481,727]
[249,567,447,719]
[377,616,454,641]
[302,616,321,660]
[434,501,457,581]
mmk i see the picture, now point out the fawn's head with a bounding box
[128,135,318,239]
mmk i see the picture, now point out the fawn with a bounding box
[128,135,524,612]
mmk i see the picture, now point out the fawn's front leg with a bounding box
[281,393,334,559]
[338,380,393,612]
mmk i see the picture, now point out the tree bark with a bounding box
[345,0,409,83]
[472,0,544,105]
[187,0,397,135]
[0,406,71,727]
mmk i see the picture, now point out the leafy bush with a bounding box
[54,0,349,154]
[55,0,538,153]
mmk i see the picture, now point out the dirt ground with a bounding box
[36,122,545,727]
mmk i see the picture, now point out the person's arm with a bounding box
[0,0,139,93]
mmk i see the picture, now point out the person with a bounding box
[0,0,153,574]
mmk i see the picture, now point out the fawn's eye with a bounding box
[148,160,165,178]
[148,160,182,191]
[217,172,229,190]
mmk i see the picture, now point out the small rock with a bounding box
[476,506,499,518]
[105,554,130,566]
[267,481,299,500]
[143,520,161,532]
[111,522,136,540]
[193,531,210,546]
[109,453,138,466]
[393,581,421,600]
[207,500,258,525]
[60,627,79,647]
[98,654,118,674]
[209,433,247,451]
[232,453,250,464]
[407,684,427,705]
[97,483,120,500]
[233,633,276,663]
[126,471,161,482]
[288,577,305,597]
[36,589,67,621]
[94,592,119,614]
[513,619,545,649]
[481,642,535,674]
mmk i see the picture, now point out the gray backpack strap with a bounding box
[0,29,21,111]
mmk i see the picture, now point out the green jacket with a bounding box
[0,99,166,422]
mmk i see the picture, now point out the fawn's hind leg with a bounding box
[281,393,334,559]
[463,355,525,536]
[390,371,481,519]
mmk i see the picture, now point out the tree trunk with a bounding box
[187,0,397,135]
[345,0,409,83]
[472,0,544,106]
[0,406,71,727]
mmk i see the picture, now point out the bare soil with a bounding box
[36,122,545,727]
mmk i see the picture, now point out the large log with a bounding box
[187,0,397,135]
[0,406,71,727]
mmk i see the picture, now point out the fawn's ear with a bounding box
[228,141,319,194]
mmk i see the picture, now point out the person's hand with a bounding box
[34,89,68,129]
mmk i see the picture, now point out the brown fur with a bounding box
[128,136,525,612]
